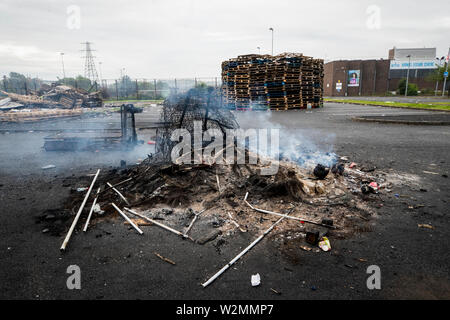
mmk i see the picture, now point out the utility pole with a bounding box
[121,68,126,98]
[135,79,139,100]
[269,28,274,56]
[435,57,444,96]
[442,48,450,97]
[60,52,66,83]
[405,55,411,97]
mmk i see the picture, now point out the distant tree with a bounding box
[398,78,418,96]
[196,81,208,89]
[426,63,448,83]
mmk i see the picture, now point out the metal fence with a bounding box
[100,77,221,101]
[1,76,222,101]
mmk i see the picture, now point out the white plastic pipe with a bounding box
[124,207,189,240]
[112,203,143,235]
[244,192,334,229]
[107,182,130,205]
[202,216,285,288]
[61,169,100,251]
[184,209,206,237]
[83,187,100,232]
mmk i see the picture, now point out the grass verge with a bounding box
[325,99,450,111]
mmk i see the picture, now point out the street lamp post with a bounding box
[435,57,444,96]
[442,48,450,97]
[98,61,103,87]
[405,55,411,97]
[257,47,261,55]
[60,52,66,83]
[269,28,274,56]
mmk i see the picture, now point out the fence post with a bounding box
[195,77,197,88]
[215,77,218,89]
[153,79,157,100]
[174,78,177,95]
[135,79,139,100]
[115,80,119,100]
[3,76,7,91]
[24,80,28,95]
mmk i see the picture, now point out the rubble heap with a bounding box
[1,86,102,110]
[222,53,324,110]
[0,85,102,122]
[41,85,102,109]
[48,148,410,268]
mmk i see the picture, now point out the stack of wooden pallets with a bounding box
[221,53,323,110]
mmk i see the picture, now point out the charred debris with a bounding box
[43,87,391,287]
[0,84,102,122]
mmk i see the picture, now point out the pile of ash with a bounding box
[57,149,392,246]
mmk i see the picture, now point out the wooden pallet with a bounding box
[222,53,323,111]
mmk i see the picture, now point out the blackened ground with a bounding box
[0,103,449,299]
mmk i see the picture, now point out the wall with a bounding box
[324,60,390,96]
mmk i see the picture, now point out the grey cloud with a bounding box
[0,0,448,79]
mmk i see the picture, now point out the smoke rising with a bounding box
[235,109,337,168]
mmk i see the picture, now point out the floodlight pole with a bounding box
[60,53,66,83]
[442,47,450,97]
[405,55,411,97]
[435,57,443,96]
[269,28,274,56]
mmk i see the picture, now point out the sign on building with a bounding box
[390,60,436,70]
[348,70,360,87]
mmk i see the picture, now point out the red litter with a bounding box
[147,140,156,145]
[369,182,378,190]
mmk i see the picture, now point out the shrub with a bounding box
[397,79,418,96]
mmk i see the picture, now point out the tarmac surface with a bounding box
[0,102,449,299]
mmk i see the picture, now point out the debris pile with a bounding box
[0,85,102,122]
[222,53,324,110]
[51,151,404,287]
[41,85,102,109]
[63,154,383,239]
[44,90,403,288]
[0,108,83,122]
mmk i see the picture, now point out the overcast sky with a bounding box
[1,0,449,80]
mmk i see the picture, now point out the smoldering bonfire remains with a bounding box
[50,87,397,287]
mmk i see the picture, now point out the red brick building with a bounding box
[324,59,390,96]
[324,47,438,96]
